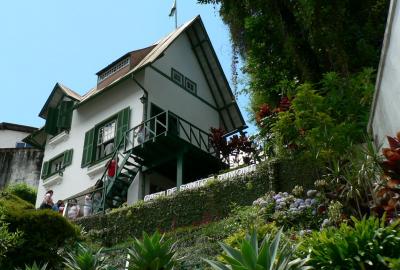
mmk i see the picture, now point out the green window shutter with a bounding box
[63,149,73,167]
[81,128,95,167]
[57,101,74,130]
[41,161,50,179]
[115,107,130,148]
[44,107,59,135]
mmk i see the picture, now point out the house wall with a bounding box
[35,75,145,207]
[0,148,43,189]
[146,33,220,132]
[0,130,31,148]
[370,0,400,148]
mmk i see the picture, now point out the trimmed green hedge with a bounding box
[77,162,273,246]
[4,182,37,205]
[0,192,80,269]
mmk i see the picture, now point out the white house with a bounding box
[369,0,400,148]
[26,16,246,215]
[0,122,43,189]
[0,122,37,149]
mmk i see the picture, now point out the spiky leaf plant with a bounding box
[204,228,310,270]
[128,231,176,270]
[64,243,109,270]
[19,262,48,270]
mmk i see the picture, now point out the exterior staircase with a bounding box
[66,110,223,215]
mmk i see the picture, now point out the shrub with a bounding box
[0,206,23,260]
[205,228,309,270]
[0,192,80,269]
[77,165,272,246]
[253,191,325,230]
[128,231,177,270]
[64,243,110,270]
[298,216,400,269]
[168,206,261,270]
[19,262,48,270]
[5,182,37,205]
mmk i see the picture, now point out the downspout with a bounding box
[131,74,148,121]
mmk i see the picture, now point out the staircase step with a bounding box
[124,160,137,167]
[119,172,133,179]
[122,168,138,174]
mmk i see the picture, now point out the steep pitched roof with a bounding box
[77,15,246,132]
[39,83,82,119]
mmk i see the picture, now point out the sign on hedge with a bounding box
[144,164,257,201]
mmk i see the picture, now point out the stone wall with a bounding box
[0,148,43,189]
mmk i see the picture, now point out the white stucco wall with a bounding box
[36,75,145,207]
[370,0,400,148]
[36,31,224,207]
[146,33,220,133]
[0,130,31,148]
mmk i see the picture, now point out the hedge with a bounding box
[0,192,80,269]
[77,161,275,246]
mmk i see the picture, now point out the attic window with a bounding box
[171,68,184,86]
[185,78,197,94]
[98,57,130,83]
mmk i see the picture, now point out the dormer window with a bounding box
[98,57,130,83]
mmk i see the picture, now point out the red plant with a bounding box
[255,96,292,125]
[209,128,259,166]
[278,96,291,111]
[256,103,271,124]
[373,132,400,218]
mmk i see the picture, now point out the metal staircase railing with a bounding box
[125,110,215,155]
[64,131,141,219]
[64,111,215,219]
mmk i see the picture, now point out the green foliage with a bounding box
[166,206,261,270]
[205,228,309,270]
[0,192,80,269]
[223,222,279,250]
[269,69,375,162]
[298,216,400,269]
[19,262,48,270]
[199,0,387,98]
[64,243,110,270]
[5,182,37,205]
[0,206,23,260]
[321,141,382,218]
[199,0,386,162]
[128,231,176,270]
[77,165,271,246]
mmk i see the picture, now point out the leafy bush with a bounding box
[266,69,374,162]
[373,132,400,219]
[253,191,325,230]
[0,206,22,260]
[128,231,176,270]
[205,228,309,270]
[0,192,80,269]
[298,216,400,269]
[77,164,272,246]
[319,141,382,219]
[167,206,261,270]
[5,182,37,205]
[64,243,110,270]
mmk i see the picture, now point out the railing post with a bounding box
[176,151,184,190]
[166,111,169,135]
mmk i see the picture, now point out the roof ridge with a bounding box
[57,82,82,101]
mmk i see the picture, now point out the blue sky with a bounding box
[0,1,255,134]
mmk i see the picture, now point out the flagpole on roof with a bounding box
[169,0,177,29]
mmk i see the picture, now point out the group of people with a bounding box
[38,190,65,214]
[38,189,103,220]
